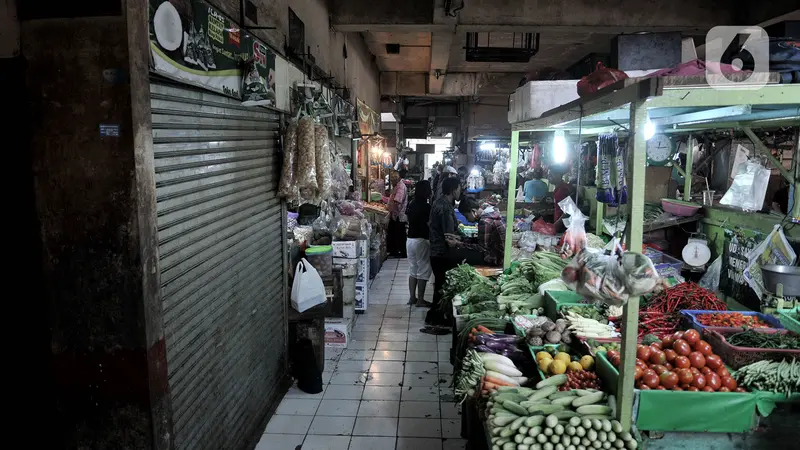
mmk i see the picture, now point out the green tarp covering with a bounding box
[635,390,758,432]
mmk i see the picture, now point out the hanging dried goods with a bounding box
[278,119,298,200]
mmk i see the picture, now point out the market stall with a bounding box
[441,75,800,450]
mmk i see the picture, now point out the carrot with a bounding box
[471,328,478,335]
[484,375,518,387]
[483,381,501,390]
[476,325,494,334]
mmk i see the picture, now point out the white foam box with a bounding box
[355,257,370,286]
[324,317,352,348]
[332,240,364,259]
[516,80,580,121]
[333,257,358,277]
[355,284,369,312]
[342,275,356,305]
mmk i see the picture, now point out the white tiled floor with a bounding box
[257,258,467,450]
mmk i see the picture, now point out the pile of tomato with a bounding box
[558,371,602,391]
[608,329,746,392]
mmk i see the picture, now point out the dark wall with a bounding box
[22,11,169,449]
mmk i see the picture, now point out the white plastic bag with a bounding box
[291,258,327,312]
[698,256,723,292]
[744,224,797,299]
[720,159,770,211]
[559,197,587,259]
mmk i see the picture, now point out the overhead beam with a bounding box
[440,72,523,97]
[428,30,454,95]
[332,23,709,34]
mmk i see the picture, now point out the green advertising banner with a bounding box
[720,228,764,311]
[148,0,276,104]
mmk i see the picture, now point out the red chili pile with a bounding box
[695,312,770,328]
[638,283,727,338]
[609,329,746,392]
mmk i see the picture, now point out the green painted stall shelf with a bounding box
[777,307,800,333]
[544,290,585,320]
[595,353,762,432]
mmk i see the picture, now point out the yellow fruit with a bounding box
[536,351,553,362]
[539,359,553,373]
[580,355,595,370]
[567,361,583,372]
[549,360,567,375]
[554,352,571,364]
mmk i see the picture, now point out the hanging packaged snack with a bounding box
[596,134,616,204]
[614,137,628,205]
[241,58,270,107]
[296,116,318,203]
[314,123,333,201]
[558,197,588,259]
[279,119,299,200]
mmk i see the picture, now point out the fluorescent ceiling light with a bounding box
[480,142,496,151]
[553,131,567,164]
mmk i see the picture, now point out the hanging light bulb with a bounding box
[553,130,567,164]
[480,142,496,151]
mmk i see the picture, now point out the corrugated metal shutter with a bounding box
[150,81,286,450]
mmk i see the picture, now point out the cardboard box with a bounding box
[324,318,352,348]
[332,257,357,277]
[332,240,364,259]
[355,284,368,312]
[355,257,370,285]
[342,302,355,320]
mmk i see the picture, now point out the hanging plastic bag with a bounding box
[720,159,770,211]
[699,256,723,292]
[577,62,628,97]
[279,119,299,200]
[291,259,327,312]
[596,134,616,204]
[314,123,332,201]
[559,197,587,259]
[744,224,797,300]
[295,116,318,203]
[614,138,628,205]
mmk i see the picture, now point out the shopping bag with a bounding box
[291,258,327,312]
[744,224,797,301]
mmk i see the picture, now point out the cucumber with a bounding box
[519,426,530,435]
[565,425,576,436]
[551,434,561,444]
[593,441,603,449]
[537,434,548,444]
[525,416,545,427]
[545,414,559,429]
[536,375,568,389]
[544,427,554,436]
[500,426,516,438]
[620,432,632,442]
[503,442,517,450]
[587,429,598,441]
[607,431,617,442]
[516,388,536,396]
[562,435,571,447]
[568,417,581,427]
[496,393,528,404]
[543,443,554,450]
[572,392,605,407]
[549,391,578,400]
[493,415,519,426]
[552,396,578,406]
[627,440,638,449]
[529,426,543,437]
[610,421,623,434]
[601,420,611,432]
[519,445,530,450]
[572,436,581,445]
[572,389,599,396]
[575,405,613,415]
[614,440,625,449]
[554,424,565,436]
[581,419,592,429]
[492,445,500,450]
[576,426,586,437]
[598,431,608,442]
[603,442,611,449]
[581,415,613,421]
[504,400,530,416]
[523,437,535,445]
[497,386,520,393]
[510,417,527,431]
[527,404,566,415]
[529,385,558,402]
[515,434,526,444]
[492,427,503,436]
[592,419,602,431]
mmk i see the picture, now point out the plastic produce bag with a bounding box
[559,197,587,259]
[720,159,770,211]
[314,123,332,201]
[744,224,797,300]
[296,116,318,203]
[532,218,555,235]
[279,119,299,200]
[596,133,627,205]
[291,259,327,312]
[577,62,628,97]
[518,231,539,251]
[699,256,722,292]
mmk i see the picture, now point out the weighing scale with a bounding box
[682,233,711,272]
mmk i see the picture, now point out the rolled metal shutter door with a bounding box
[150,81,286,450]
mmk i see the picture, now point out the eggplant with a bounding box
[474,333,520,346]
[474,344,497,354]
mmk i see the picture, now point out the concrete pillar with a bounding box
[21,2,169,448]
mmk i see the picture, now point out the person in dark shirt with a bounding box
[457,197,507,266]
[426,177,462,326]
[406,180,433,306]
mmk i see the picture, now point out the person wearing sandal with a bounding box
[406,180,432,306]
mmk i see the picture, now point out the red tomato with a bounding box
[680,383,690,389]
[691,374,707,389]
[635,358,649,370]
[683,329,701,346]
[639,384,651,390]
[664,349,678,363]
[674,356,691,369]
[650,342,663,350]
[655,385,667,390]
[610,355,621,367]
[705,354,723,370]
[643,372,660,388]
[689,351,706,369]
[661,335,675,350]
[690,367,702,377]
[634,366,644,381]
[673,339,692,356]
[722,376,737,390]
[701,367,714,377]
[664,362,674,370]
[707,373,722,391]
[735,387,747,393]
[702,386,715,392]
[659,371,679,389]
[717,367,731,379]
[607,350,620,361]
[672,331,685,342]
[677,368,694,385]
[672,386,683,391]
[643,368,657,379]
[649,349,667,366]
[688,386,699,391]
[718,387,730,392]
[695,340,713,356]
[636,345,652,361]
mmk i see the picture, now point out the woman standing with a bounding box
[406,180,432,306]
[386,169,408,257]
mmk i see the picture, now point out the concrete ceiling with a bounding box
[331,0,799,99]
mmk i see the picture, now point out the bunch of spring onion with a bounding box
[565,310,619,339]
